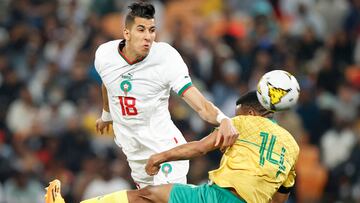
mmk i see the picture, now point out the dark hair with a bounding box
[236,91,269,115]
[125,2,155,27]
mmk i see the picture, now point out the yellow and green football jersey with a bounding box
[209,115,299,203]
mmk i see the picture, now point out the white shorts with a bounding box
[129,159,189,188]
[112,122,189,188]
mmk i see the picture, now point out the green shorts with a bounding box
[169,183,246,203]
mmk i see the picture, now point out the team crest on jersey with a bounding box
[120,73,133,95]
[267,82,290,105]
[120,80,132,95]
[161,163,173,177]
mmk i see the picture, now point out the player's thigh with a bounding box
[127,184,173,203]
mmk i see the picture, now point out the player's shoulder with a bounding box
[152,41,178,55]
[95,39,122,56]
[152,41,172,49]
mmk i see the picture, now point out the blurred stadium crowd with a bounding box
[0,0,359,202]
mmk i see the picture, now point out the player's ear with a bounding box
[235,105,241,116]
[248,109,256,116]
[123,28,130,40]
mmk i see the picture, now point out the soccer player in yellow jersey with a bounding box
[46,91,299,203]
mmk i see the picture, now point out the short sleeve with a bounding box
[163,44,192,96]
[282,165,296,188]
[94,47,103,74]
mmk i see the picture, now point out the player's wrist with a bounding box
[156,153,167,165]
[154,152,170,166]
[216,112,229,124]
[101,109,112,122]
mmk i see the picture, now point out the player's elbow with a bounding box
[197,148,208,156]
[271,191,290,203]
[194,141,211,156]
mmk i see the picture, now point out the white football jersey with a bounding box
[94,40,192,161]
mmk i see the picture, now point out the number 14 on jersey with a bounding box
[259,132,286,178]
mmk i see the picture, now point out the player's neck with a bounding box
[122,45,143,63]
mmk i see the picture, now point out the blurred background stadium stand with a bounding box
[0,0,359,202]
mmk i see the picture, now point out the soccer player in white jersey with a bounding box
[94,2,238,188]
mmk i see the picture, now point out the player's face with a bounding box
[125,17,156,57]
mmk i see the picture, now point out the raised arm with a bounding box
[145,130,220,175]
[182,86,238,150]
[181,86,219,124]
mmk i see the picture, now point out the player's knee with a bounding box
[128,185,170,203]
[138,186,165,203]
[131,186,155,202]
[128,187,153,203]
[138,186,153,197]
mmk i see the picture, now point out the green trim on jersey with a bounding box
[177,82,192,96]
[268,118,277,124]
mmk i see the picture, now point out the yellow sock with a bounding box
[80,190,128,203]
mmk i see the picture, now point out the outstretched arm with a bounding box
[181,87,219,124]
[146,130,220,175]
[182,86,238,150]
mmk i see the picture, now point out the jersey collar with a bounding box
[118,40,146,65]
[268,118,277,124]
